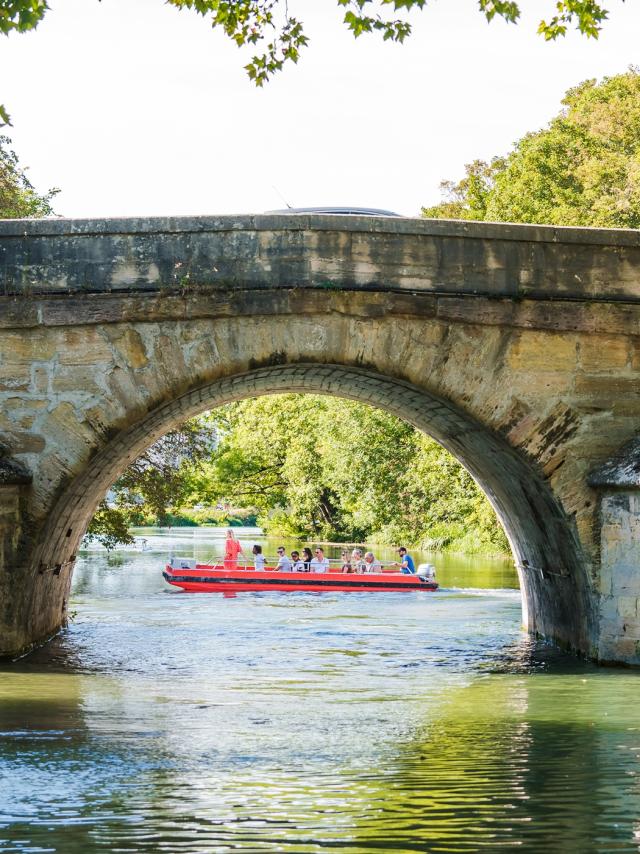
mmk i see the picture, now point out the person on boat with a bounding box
[310,547,331,573]
[290,550,305,572]
[395,546,416,575]
[363,551,382,573]
[224,529,244,570]
[275,546,292,572]
[252,544,266,571]
[340,549,353,573]
[302,547,313,571]
[351,548,366,574]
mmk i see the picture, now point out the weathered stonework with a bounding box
[0,214,639,662]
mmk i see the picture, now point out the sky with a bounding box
[0,0,638,218]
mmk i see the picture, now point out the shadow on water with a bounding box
[0,530,639,852]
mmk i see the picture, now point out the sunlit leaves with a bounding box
[478,0,520,24]
[422,69,640,229]
[538,0,609,39]
[0,0,47,34]
[0,0,619,92]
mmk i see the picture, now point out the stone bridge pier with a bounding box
[1,214,639,663]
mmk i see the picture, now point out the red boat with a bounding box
[163,559,438,593]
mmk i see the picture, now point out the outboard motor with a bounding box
[417,563,436,581]
[170,557,197,570]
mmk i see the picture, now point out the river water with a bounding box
[1,527,640,852]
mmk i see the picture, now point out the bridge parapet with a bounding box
[2,214,640,302]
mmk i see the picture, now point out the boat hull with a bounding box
[163,564,438,593]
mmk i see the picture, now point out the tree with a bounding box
[84,419,216,548]
[179,395,508,552]
[0,134,57,217]
[422,69,640,229]
[0,0,617,110]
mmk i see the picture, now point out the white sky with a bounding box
[0,0,637,218]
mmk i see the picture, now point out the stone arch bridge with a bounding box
[1,214,639,663]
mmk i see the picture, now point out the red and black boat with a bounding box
[163,559,438,593]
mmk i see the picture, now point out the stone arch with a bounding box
[26,363,593,659]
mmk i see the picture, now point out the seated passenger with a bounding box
[275,546,292,572]
[351,548,366,574]
[252,543,265,571]
[290,550,305,572]
[395,546,416,575]
[340,549,353,573]
[363,551,382,573]
[302,547,313,572]
[310,547,331,573]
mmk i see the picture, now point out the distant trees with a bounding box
[0,135,57,217]
[95,396,508,554]
[423,69,640,229]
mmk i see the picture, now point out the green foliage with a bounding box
[0,135,58,217]
[198,395,509,553]
[83,501,135,552]
[88,395,508,554]
[0,0,47,35]
[0,0,615,95]
[423,69,640,229]
[85,420,216,548]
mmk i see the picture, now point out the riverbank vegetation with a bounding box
[87,395,509,555]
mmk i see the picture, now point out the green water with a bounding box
[1,528,639,852]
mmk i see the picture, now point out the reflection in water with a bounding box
[0,529,639,852]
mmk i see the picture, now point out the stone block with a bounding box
[108,327,149,369]
[579,336,629,371]
[51,367,104,395]
[0,365,30,392]
[611,565,640,595]
[0,333,55,363]
[32,366,50,394]
[620,620,640,641]
[506,331,577,371]
[618,596,638,620]
[598,564,612,596]
[599,596,620,622]
[575,375,640,397]
[186,339,221,379]
[0,431,45,454]
[58,330,113,365]
[5,398,47,411]
[47,403,96,456]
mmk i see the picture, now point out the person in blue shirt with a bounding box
[395,546,416,574]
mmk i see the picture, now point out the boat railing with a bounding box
[169,556,433,576]
[209,557,404,572]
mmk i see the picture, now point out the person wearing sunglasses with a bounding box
[310,547,331,573]
[275,546,292,572]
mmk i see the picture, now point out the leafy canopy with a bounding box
[422,69,640,229]
[85,420,216,548]
[0,0,617,102]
